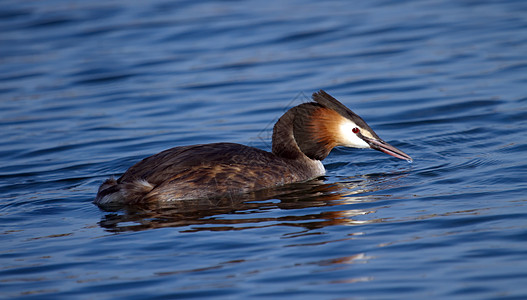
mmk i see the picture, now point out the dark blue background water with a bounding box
[2,0,527,299]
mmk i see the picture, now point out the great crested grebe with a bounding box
[95,90,412,207]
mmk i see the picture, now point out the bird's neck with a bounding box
[272,103,337,161]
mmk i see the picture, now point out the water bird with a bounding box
[95,90,411,207]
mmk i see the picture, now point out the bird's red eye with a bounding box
[352,127,360,134]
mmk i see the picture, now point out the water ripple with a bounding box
[1,0,527,299]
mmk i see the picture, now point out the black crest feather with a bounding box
[312,90,379,139]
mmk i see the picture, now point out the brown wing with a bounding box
[117,143,306,202]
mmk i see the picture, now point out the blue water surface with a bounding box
[1,0,527,299]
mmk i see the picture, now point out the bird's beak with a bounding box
[363,137,412,162]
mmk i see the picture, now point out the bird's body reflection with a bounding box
[98,174,407,233]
